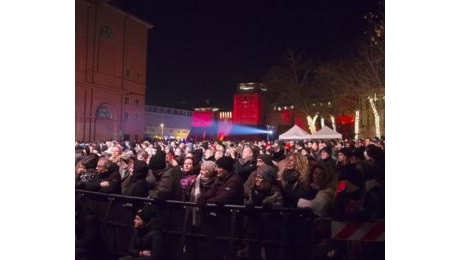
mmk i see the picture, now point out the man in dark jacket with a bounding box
[198,156,244,206]
[233,146,257,183]
[147,158,183,202]
[85,157,121,194]
[196,156,245,260]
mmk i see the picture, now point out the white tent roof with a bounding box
[278,125,312,140]
[311,126,342,139]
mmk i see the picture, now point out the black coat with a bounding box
[85,167,121,194]
[234,158,257,182]
[148,165,183,201]
[124,221,165,259]
[200,172,244,206]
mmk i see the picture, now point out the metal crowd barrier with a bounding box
[75,189,384,260]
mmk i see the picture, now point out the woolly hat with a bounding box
[215,156,235,171]
[257,154,275,167]
[81,154,99,169]
[352,147,366,160]
[338,148,353,157]
[256,165,278,183]
[133,160,149,177]
[201,160,216,174]
[136,208,155,223]
[320,146,333,155]
[365,144,385,161]
[148,150,166,170]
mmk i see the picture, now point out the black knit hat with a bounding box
[338,148,352,157]
[215,156,235,171]
[148,150,166,170]
[133,160,149,177]
[320,146,333,155]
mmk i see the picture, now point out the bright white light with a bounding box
[354,110,360,140]
[307,114,319,134]
[368,95,381,138]
[330,115,336,131]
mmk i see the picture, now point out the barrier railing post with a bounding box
[228,208,238,259]
[181,205,190,255]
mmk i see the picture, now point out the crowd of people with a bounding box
[75,137,385,260]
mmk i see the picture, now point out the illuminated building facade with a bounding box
[144,105,193,140]
[75,0,152,142]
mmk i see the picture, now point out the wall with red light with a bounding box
[232,93,262,125]
[75,0,150,142]
[191,111,214,127]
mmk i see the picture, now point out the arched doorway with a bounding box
[94,104,115,141]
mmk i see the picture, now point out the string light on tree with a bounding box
[330,115,336,131]
[368,93,383,138]
[354,110,360,140]
[307,113,319,134]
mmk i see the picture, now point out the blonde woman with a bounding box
[279,152,310,208]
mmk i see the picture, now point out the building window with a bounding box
[96,105,111,118]
[124,96,129,105]
[136,72,141,80]
[99,25,113,39]
[126,70,130,78]
[135,99,139,106]
[124,112,129,120]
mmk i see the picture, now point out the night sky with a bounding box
[109,0,378,110]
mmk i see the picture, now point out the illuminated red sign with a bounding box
[232,93,261,125]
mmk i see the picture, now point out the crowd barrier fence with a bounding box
[75,189,384,260]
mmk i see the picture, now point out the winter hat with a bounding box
[215,156,235,171]
[81,154,99,169]
[136,208,154,223]
[201,160,216,174]
[352,147,366,160]
[256,165,278,183]
[257,154,275,167]
[338,148,353,158]
[320,146,333,156]
[148,150,166,170]
[365,144,385,161]
[133,160,149,178]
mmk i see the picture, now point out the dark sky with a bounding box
[109,0,377,110]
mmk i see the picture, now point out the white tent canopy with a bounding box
[278,125,312,140]
[311,126,342,139]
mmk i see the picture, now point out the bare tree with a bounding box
[262,49,335,132]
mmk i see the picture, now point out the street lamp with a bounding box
[160,123,164,139]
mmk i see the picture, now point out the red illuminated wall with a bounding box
[191,111,214,127]
[232,93,261,125]
[75,0,151,142]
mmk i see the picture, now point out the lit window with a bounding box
[96,106,111,118]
